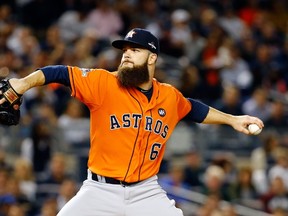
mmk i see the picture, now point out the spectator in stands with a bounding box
[6,176,32,215]
[242,87,272,122]
[218,38,253,96]
[158,161,190,207]
[84,1,123,40]
[12,158,37,202]
[221,203,237,216]
[36,153,73,206]
[40,25,65,65]
[57,97,90,147]
[0,4,14,36]
[251,130,281,195]
[56,178,77,212]
[196,194,223,216]
[228,166,259,207]
[0,149,11,172]
[7,204,26,216]
[211,155,238,190]
[200,165,231,201]
[251,130,281,170]
[196,7,220,38]
[185,26,206,64]
[70,34,97,68]
[183,150,205,190]
[21,119,55,179]
[218,6,246,42]
[137,0,163,37]
[6,26,40,66]
[57,97,90,181]
[237,26,258,67]
[213,84,244,116]
[265,100,288,128]
[57,6,89,44]
[250,43,283,89]
[38,153,72,185]
[39,198,58,216]
[95,48,120,71]
[256,19,283,48]
[260,177,288,213]
[179,65,207,101]
[0,168,16,216]
[169,9,192,58]
[0,49,22,79]
[268,148,288,191]
[238,0,261,27]
[21,89,58,123]
[196,28,225,102]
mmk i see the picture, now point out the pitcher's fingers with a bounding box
[254,118,264,128]
[248,116,264,128]
[0,98,6,104]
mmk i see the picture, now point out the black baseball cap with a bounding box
[112,28,159,54]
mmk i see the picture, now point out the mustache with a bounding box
[121,60,133,66]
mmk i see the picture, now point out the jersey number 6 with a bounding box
[150,143,162,160]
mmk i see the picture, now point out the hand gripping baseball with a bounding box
[231,115,264,135]
[0,79,23,126]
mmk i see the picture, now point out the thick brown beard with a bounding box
[117,61,150,88]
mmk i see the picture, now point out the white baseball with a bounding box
[248,124,262,135]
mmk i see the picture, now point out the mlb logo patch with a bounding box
[158,108,166,117]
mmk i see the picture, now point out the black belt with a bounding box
[91,172,140,187]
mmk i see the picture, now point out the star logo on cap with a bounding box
[126,30,136,38]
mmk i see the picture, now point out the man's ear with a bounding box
[148,53,157,65]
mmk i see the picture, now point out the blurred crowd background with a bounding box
[0,0,288,215]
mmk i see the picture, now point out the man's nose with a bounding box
[123,51,131,59]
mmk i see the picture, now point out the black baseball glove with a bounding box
[0,79,22,126]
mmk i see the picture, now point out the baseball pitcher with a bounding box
[0,28,264,216]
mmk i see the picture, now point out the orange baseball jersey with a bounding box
[68,66,192,183]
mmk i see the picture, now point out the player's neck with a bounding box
[138,80,152,90]
[137,86,153,101]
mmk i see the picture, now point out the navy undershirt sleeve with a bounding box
[186,98,210,123]
[40,65,70,86]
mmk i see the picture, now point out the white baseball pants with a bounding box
[57,170,183,216]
